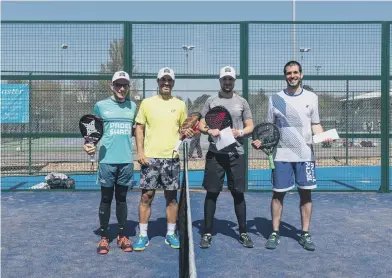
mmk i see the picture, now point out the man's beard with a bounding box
[286,79,301,88]
[221,86,233,93]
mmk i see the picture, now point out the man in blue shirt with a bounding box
[84,71,137,255]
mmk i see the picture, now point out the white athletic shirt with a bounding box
[267,89,320,162]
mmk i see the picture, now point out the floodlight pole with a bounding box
[299,48,311,64]
[182,45,195,73]
[293,0,296,61]
[315,65,321,75]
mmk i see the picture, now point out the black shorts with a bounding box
[202,151,245,193]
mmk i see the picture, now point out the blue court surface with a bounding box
[0,166,389,191]
[2,191,391,277]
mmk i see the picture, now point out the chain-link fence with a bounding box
[1,21,391,191]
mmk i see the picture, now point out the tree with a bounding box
[302,84,314,92]
[248,88,269,124]
[30,81,63,133]
[191,94,210,113]
[97,39,140,101]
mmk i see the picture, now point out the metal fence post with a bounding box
[240,22,249,191]
[380,22,390,193]
[28,73,33,175]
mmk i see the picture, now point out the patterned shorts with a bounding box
[139,158,180,190]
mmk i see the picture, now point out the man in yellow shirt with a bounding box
[134,67,194,251]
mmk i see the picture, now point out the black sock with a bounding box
[115,184,128,237]
[99,186,114,238]
[204,192,219,234]
[231,191,247,234]
[99,202,111,238]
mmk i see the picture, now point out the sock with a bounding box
[167,223,176,235]
[139,223,148,237]
[231,191,247,234]
[115,184,128,237]
[116,201,127,237]
[99,202,111,238]
[204,192,219,234]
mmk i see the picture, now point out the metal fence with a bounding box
[1,21,391,191]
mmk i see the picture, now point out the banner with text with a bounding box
[0,84,30,123]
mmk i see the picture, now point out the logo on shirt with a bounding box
[170,109,176,113]
[109,122,132,135]
[306,105,309,108]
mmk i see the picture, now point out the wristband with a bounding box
[238,130,244,137]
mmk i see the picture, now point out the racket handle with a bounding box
[268,154,275,169]
[173,139,182,153]
[89,154,96,162]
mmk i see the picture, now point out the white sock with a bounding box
[167,223,176,235]
[139,223,148,237]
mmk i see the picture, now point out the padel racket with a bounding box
[252,123,280,169]
[205,105,233,130]
[173,112,201,153]
[79,114,104,162]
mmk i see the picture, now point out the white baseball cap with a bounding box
[219,66,236,80]
[157,67,175,80]
[112,71,130,83]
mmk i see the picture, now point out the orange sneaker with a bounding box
[97,237,109,255]
[117,236,133,252]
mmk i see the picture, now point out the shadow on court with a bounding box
[93,218,167,241]
[193,218,239,241]
[247,217,300,241]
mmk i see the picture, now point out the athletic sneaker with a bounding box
[133,235,149,251]
[165,234,180,249]
[298,232,316,251]
[199,234,212,249]
[239,233,254,248]
[97,237,109,255]
[117,235,133,252]
[265,232,280,249]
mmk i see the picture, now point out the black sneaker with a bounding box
[199,234,212,249]
[298,232,316,251]
[265,232,280,249]
[239,233,254,248]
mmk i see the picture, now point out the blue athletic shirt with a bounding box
[93,97,137,164]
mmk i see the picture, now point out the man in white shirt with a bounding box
[252,61,330,251]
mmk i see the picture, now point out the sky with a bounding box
[2,1,392,22]
[1,1,392,100]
